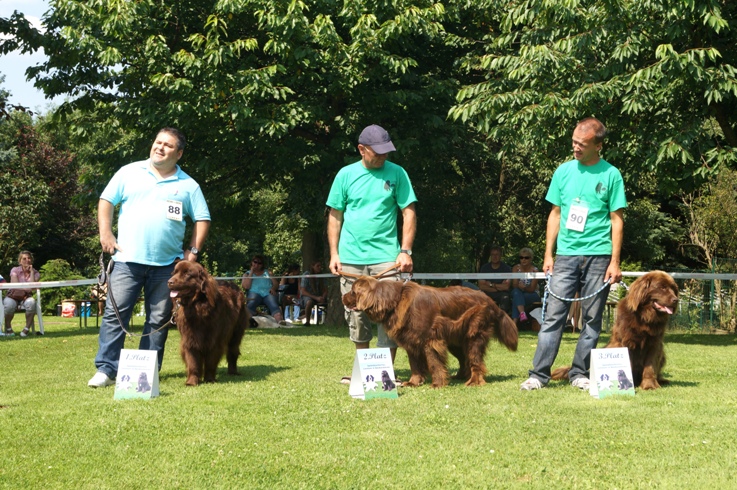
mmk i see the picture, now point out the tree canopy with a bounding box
[450,0,737,195]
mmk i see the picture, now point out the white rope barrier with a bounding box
[1,271,736,290]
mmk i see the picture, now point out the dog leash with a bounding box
[337,263,408,281]
[98,253,178,338]
[541,272,612,323]
[540,273,632,322]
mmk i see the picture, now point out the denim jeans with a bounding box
[529,255,611,384]
[94,261,175,378]
[511,289,541,319]
[247,292,281,316]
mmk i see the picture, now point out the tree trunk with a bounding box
[300,229,320,271]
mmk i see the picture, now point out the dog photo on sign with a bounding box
[136,372,152,393]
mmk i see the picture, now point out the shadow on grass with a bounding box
[661,379,699,388]
[665,333,737,346]
[3,328,97,340]
[389,368,517,387]
[249,324,349,339]
[517,330,736,347]
[160,363,291,384]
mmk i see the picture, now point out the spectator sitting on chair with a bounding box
[241,255,284,323]
[3,250,41,337]
[511,247,541,326]
[279,263,301,314]
[478,245,512,314]
[300,261,327,326]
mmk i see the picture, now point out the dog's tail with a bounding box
[493,308,518,352]
[550,366,571,380]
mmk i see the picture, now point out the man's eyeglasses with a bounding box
[519,256,531,260]
[252,260,263,264]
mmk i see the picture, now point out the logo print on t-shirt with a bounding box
[595,182,607,195]
[384,180,396,191]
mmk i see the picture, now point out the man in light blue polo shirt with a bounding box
[88,127,211,388]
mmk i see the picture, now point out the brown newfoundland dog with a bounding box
[342,276,518,388]
[552,270,679,390]
[168,261,249,386]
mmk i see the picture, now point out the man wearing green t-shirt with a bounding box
[327,125,417,380]
[521,117,626,391]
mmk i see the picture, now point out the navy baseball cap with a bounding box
[358,125,396,154]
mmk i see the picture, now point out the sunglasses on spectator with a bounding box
[519,256,531,260]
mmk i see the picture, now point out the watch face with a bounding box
[190,247,199,254]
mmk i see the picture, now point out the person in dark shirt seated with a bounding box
[477,245,512,314]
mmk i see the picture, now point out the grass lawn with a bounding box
[2,318,737,489]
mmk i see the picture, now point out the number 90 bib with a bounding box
[566,203,588,232]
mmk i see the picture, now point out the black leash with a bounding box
[97,253,179,338]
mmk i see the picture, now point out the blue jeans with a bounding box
[511,288,541,319]
[247,292,280,316]
[94,261,174,378]
[529,255,611,384]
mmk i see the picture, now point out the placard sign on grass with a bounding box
[589,347,635,399]
[114,349,160,400]
[348,348,398,400]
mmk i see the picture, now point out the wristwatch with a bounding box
[189,247,199,255]
[400,249,412,256]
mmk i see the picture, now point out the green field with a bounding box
[2,318,736,489]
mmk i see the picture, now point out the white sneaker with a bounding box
[88,372,115,388]
[520,377,544,390]
[571,377,590,390]
[20,329,29,338]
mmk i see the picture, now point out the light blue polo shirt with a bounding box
[101,159,211,266]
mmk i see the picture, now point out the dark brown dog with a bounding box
[552,271,679,390]
[168,261,249,386]
[342,276,518,388]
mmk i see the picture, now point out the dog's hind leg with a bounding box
[227,313,247,375]
[464,313,490,386]
[426,317,453,388]
[425,340,449,388]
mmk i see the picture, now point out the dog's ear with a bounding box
[353,278,376,311]
[625,274,651,311]
[199,268,208,293]
[373,280,401,312]
[199,268,220,308]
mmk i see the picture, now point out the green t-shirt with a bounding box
[546,158,627,255]
[326,160,417,264]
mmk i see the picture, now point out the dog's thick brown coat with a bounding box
[552,271,679,390]
[168,261,249,386]
[342,277,518,388]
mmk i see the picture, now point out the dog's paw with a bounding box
[464,377,487,387]
[639,378,660,390]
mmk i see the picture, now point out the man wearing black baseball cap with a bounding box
[326,124,417,381]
